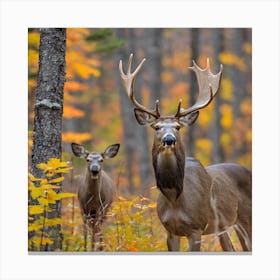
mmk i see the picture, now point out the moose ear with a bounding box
[103,144,120,159]
[134,108,158,125]
[71,143,88,158]
[179,111,199,127]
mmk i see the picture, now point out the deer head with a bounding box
[71,143,120,180]
[119,54,223,197]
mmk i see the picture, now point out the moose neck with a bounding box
[152,137,186,200]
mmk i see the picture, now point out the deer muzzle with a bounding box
[90,165,100,179]
[162,133,176,147]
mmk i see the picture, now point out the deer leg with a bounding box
[167,232,180,251]
[83,223,88,251]
[219,232,235,251]
[95,224,104,251]
[234,224,251,251]
[187,231,201,251]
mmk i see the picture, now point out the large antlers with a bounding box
[119,54,160,118]
[175,58,223,118]
[119,55,223,120]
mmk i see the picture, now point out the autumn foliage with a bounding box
[28,28,251,252]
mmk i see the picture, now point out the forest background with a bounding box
[28,28,252,252]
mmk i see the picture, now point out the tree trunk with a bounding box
[115,28,137,193]
[187,28,199,157]
[135,28,163,189]
[31,28,66,250]
[225,29,247,161]
[211,28,225,164]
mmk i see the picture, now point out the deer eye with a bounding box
[154,125,160,131]
[98,158,103,163]
[175,125,181,130]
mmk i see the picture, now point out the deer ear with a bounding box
[134,108,158,125]
[103,144,120,159]
[71,143,88,158]
[179,111,199,127]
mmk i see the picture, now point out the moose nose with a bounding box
[163,134,176,146]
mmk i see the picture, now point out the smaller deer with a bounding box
[71,143,120,251]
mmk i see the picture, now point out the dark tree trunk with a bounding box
[31,28,66,251]
[225,28,247,161]
[115,28,137,193]
[187,28,199,157]
[211,28,225,164]
[147,28,162,104]
[135,28,163,189]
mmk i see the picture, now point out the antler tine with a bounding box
[119,54,160,118]
[174,99,182,118]
[176,58,223,118]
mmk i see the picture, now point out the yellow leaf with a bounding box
[63,105,85,119]
[62,131,91,143]
[28,32,40,47]
[50,176,65,183]
[219,51,247,71]
[29,187,44,200]
[56,167,73,173]
[28,223,43,232]
[37,162,48,171]
[48,158,68,169]
[196,138,212,154]
[45,189,59,204]
[40,237,54,246]
[64,81,87,92]
[221,79,233,101]
[55,193,77,199]
[38,197,49,206]
[29,205,45,215]
[45,218,61,226]
[220,104,233,129]
[148,203,157,209]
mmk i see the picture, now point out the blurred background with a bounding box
[28,28,251,251]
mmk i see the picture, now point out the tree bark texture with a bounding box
[31,28,66,251]
[31,28,66,177]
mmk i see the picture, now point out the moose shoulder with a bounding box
[119,54,252,252]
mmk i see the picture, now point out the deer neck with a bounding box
[152,139,185,200]
[85,171,102,195]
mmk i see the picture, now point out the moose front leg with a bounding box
[187,230,202,251]
[167,232,181,251]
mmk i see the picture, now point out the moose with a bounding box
[119,54,252,251]
[71,143,120,251]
